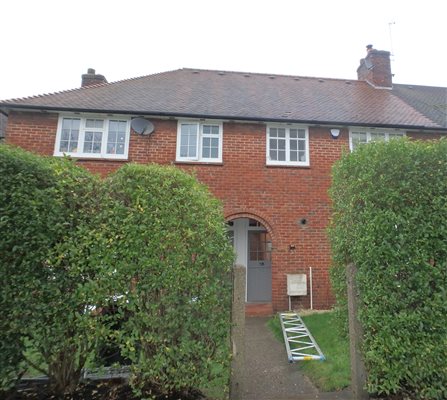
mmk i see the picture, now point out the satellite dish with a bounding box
[131,118,154,135]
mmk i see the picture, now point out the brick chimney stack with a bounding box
[357,45,392,88]
[81,68,108,88]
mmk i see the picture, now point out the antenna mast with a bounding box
[388,21,396,60]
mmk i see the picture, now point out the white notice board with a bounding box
[287,274,307,296]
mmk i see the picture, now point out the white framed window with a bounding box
[349,129,405,151]
[176,121,223,162]
[266,125,309,166]
[54,115,131,159]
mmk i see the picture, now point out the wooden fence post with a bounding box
[230,264,246,400]
[347,263,369,400]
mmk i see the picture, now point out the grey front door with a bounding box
[247,230,272,302]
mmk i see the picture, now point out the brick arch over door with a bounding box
[225,211,275,241]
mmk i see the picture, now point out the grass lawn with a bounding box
[268,311,351,392]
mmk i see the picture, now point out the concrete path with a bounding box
[243,316,352,400]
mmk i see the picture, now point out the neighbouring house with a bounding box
[1,47,446,315]
[0,112,7,140]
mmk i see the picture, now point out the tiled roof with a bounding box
[1,68,445,129]
[393,84,447,129]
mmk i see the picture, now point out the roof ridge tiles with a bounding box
[180,67,360,84]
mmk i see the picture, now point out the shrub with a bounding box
[330,138,447,399]
[0,145,60,391]
[103,164,234,398]
[25,159,118,396]
[0,146,116,396]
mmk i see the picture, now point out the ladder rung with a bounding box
[279,312,325,363]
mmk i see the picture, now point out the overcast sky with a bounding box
[1,0,446,100]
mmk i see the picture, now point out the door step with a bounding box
[245,302,273,317]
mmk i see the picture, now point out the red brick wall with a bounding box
[5,111,447,311]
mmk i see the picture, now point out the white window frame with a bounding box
[349,128,405,151]
[54,114,131,159]
[266,124,310,166]
[176,120,223,163]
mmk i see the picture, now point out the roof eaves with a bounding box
[0,104,444,132]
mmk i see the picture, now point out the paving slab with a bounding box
[242,316,353,400]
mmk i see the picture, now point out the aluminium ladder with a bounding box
[279,312,325,362]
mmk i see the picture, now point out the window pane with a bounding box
[59,141,68,152]
[290,151,298,162]
[269,128,287,161]
[93,142,101,152]
[179,124,198,158]
[211,126,219,135]
[61,130,70,140]
[290,129,297,139]
[351,132,367,150]
[84,130,102,153]
[59,118,80,153]
[203,125,210,134]
[117,134,126,143]
[297,129,306,139]
[68,141,78,152]
[70,131,79,141]
[86,119,104,129]
[116,143,125,154]
[201,134,219,159]
[298,151,306,162]
[290,140,297,150]
[107,120,127,155]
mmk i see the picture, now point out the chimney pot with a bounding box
[87,68,95,74]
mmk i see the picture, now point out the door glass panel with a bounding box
[249,231,272,262]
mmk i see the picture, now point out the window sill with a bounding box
[174,160,224,166]
[54,154,129,162]
[265,164,310,169]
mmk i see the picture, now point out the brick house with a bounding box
[0,112,7,140]
[1,47,446,314]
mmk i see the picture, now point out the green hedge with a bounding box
[0,145,114,396]
[330,138,447,399]
[103,164,234,398]
[0,145,59,390]
[1,146,233,398]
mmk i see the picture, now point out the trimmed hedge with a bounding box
[1,146,233,398]
[0,145,114,396]
[102,164,234,398]
[330,138,447,399]
[0,145,59,390]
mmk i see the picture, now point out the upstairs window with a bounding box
[266,125,309,166]
[350,130,405,151]
[176,121,223,162]
[55,115,130,159]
